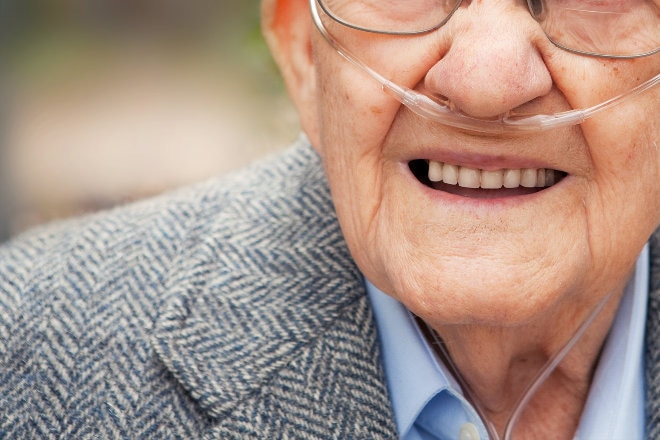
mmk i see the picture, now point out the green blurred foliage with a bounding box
[2,0,283,93]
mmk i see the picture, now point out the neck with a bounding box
[426,289,624,439]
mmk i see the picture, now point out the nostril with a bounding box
[527,0,544,19]
[416,83,522,124]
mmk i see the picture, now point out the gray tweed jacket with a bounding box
[1,138,660,439]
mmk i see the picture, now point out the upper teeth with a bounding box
[427,160,556,189]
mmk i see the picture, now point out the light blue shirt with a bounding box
[367,245,648,440]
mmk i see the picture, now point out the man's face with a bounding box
[271,0,660,326]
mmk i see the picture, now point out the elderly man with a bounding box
[1,0,658,438]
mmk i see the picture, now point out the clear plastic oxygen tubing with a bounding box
[309,0,660,135]
[425,289,613,439]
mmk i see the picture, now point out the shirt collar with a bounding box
[367,282,489,439]
[367,244,649,439]
[575,243,648,439]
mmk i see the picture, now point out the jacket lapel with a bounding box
[151,142,397,437]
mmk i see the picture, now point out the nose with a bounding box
[424,2,553,119]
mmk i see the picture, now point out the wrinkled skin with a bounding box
[263,0,660,436]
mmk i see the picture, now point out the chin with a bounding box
[373,246,592,327]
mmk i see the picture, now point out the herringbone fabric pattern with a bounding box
[0,138,397,439]
[646,231,660,438]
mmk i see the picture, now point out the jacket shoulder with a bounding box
[0,139,324,312]
[0,139,336,437]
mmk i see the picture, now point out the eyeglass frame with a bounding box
[316,0,660,59]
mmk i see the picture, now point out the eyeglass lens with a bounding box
[318,0,660,58]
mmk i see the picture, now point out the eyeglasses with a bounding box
[311,0,660,133]
[317,0,660,59]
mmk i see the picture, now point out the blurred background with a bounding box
[0,0,298,241]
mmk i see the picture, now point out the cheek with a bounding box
[315,61,397,148]
[578,65,658,182]
[312,42,410,265]
[580,95,660,280]
[310,28,442,152]
[586,101,660,213]
[312,65,391,276]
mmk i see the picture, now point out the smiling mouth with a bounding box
[409,159,567,198]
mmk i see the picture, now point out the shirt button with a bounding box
[458,422,481,440]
